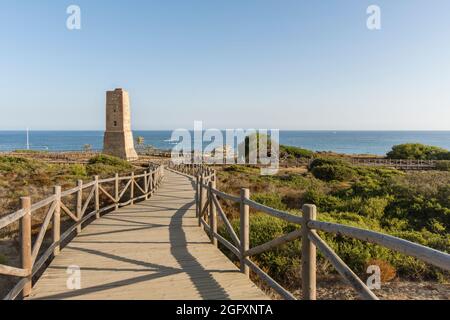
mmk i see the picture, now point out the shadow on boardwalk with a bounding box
[170,201,230,299]
[27,170,266,300]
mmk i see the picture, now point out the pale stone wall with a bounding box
[103,88,138,161]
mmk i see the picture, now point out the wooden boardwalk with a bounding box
[27,170,267,300]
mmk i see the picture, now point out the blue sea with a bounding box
[0,131,449,156]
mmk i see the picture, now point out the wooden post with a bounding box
[209,181,217,247]
[152,172,155,190]
[130,172,135,204]
[198,175,204,227]
[149,172,153,193]
[301,204,317,300]
[115,173,119,210]
[20,197,32,297]
[94,176,100,219]
[53,186,61,256]
[76,180,83,234]
[195,175,199,218]
[240,188,250,277]
[144,171,149,200]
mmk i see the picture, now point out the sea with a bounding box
[0,131,449,156]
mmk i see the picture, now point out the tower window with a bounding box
[113,121,117,127]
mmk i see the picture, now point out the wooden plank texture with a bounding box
[27,170,267,300]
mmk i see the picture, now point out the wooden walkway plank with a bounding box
[27,170,268,300]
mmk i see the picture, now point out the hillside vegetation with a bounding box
[216,159,450,290]
[0,154,134,216]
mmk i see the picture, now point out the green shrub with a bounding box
[0,156,47,174]
[280,145,314,159]
[309,157,350,170]
[360,197,390,219]
[387,143,450,160]
[252,193,287,210]
[69,164,88,177]
[238,133,279,162]
[352,176,384,197]
[311,164,356,182]
[88,154,132,168]
[87,154,133,176]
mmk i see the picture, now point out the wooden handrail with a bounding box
[244,229,302,258]
[244,198,304,225]
[1,162,165,300]
[171,163,450,301]
[308,220,450,271]
[0,209,25,229]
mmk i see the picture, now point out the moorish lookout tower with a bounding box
[103,88,138,161]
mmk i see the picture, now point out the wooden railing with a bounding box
[0,163,165,300]
[349,158,438,170]
[169,163,450,300]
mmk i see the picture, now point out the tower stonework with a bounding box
[103,88,138,161]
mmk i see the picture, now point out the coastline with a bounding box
[0,130,449,156]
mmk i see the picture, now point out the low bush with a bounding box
[311,163,356,182]
[0,156,47,174]
[88,154,133,169]
[280,145,314,159]
[387,143,450,160]
[309,157,350,170]
[252,193,287,210]
[87,154,133,176]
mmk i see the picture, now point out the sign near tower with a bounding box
[103,88,138,161]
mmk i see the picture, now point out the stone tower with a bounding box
[103,88,138,161]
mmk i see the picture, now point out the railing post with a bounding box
[301,204,317,300]
[130,172,135,204]
[94,176,100,219]
[20,197,32,298]
[240,188,250,277]
[149,171,153,193]
[152,172,156,190]
[76,180,83,234]
[144,171,149,200]
[209,180,218,247]
[53,186,61,256]
[195,175,199,218]
[115,173,119,210]
[198,175,204,227]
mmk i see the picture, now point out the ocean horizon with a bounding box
[0,130,449,156]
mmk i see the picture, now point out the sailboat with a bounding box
[25,128,49,151]
[26,128,29,150]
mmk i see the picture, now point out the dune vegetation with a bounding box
[215,147,450,291]
[0,154,135,218]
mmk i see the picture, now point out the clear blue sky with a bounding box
[1,0,449,130]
